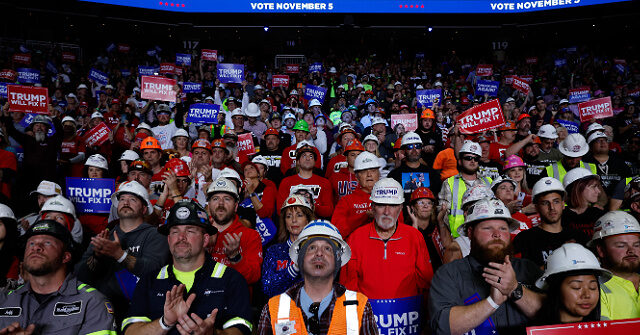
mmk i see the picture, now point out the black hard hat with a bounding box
[23,219,73,250]
[158,200,217,236]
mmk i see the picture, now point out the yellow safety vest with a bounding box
[446,175,492,237]
[600,275,640,320]
[545,160,597,183]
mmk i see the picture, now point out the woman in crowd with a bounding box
[562,168,607,238]
[535,243,611,325]
[261,194,315,298]
[241,160,277,221]
[362,134,388,173]
[503,155,533,209]
[78,154,110,235]
[171,128,192,160]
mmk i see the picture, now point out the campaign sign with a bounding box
[147,49,157,57]
[526,318,640,335]
[201,49,218,61]
[304,84,327,103]
[141,76,178,102]
[160,63,176,75]
[416,89,442,108]
[17,68,40,84]
[512,76,531,94]
[578,97,613,122]
[7,85,49,114]
[556,119,579,134]
[66,178,115,214]
[476,64,493,77]
[13,53,31,65]
[176,53,192,66]
[629,88,640,98]
[457,98,506,134]
[217,63,245,83]
[391,114,418,132]
[186,103,220,124]
[554,58,567,67]
[308,62,323,73]
[88,68,109,86]
[526,57,538,64]
[285,64,299,73]
[0,69,17,81]
[62,52,76,62]
[272,75,289,87]
[19,113,55,137]
[121,69,131,77]
[239,197,277,245]
[46,62,58,75]
[84,122,111,147]
[237,133,256,164]
[615,63,626,74]
[183,82,202,93]
[614,58,627,65]
[476,80,499,97]
[138,66,156,76]
[569,87,591,103]
[520,75,534,83]
[118,44,131,53]
[0,83,7,98]
[504,75,515,85]
[369,296,422,335]
[416,52,425,59]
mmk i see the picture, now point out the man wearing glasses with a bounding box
[438,140,492,238]
[388,131,441,204]
[257,220,379,335]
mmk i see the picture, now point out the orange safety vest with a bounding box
[268,289,368,335]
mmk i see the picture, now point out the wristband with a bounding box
[159,315,172,330]
[228,253,241,263]
[117,251,128,264]
[486,296,500,310]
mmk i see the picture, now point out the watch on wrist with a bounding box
[510,282,523,301]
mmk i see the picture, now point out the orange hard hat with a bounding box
[411,187,436,202]
[140,136,162,150]
[211,139,229,153]
[264,127,279,137]
[165,158,191,178]
[344,139,365,153]
[191,139,212,152]
[421,108,436,119]
[499,121,517,132]
[393,135,403,150]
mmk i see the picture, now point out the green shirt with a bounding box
[173,266,202,292]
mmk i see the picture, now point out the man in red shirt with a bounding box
[59,116,86,178]
[333,151,381,239]
[489,121,517,163]
[278,143,334,218]
[325,126,358,179]
[329,139,363,202]
[206,177,263,285]
[280,120,321,175]
[341,178,433,332]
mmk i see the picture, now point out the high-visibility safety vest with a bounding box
[545,161,597,183]
[268,290,367,335]
[446,175,492,238]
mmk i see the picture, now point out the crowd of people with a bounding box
[0,40,639,334]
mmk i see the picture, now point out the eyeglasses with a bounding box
[415,199,434,207]
[308,302,320,335]
[462,155,480,162]
[404,144,422,150]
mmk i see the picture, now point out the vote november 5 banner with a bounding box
[457,99,506,134]
[66,178,115,214]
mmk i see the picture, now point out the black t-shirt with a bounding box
[583,152,632,194]
[388,164,442,204]
[524,158,548,187]
[561,206,607,239]
[479,160,502,180]
[513,225,589,267]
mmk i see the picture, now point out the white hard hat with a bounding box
[363,134,380,145]
[219,168,243,187]
[41,195,76,218]
[587,131,607,144]
[32,115,52,126]
[558,133,589,157]
[204,96,214,102]
[460,140,482,157]
[434,81,443,87]
[251,155,269,168]
[537,124,558,139]
[77,84,88,90]
[90,111,104,120]
[588,211,640,247]
[61,116,77,126]
[490,176,518,193]
[85,154,109,170]
[289,219,351,267]
[416,85,424,90]
[354,151,382,172]
[119,150,140,162]
[30,180,63,197]
[245,103,261,117]
[536,243,612,289]
[283,112,296,121]
[172,128,189,139]
[328,67,337,73]
[506,97,515,103]
[371,117,386,127]
[394,81,402,86]
[532,177,566,201]
[309,99,322,108]
[458,198,520,236]
[230,108,245,118]
[369,178,404,205]
[559,99,569,105]
[136,122,152,132]
[0,204,16,222]
[290,89,298,95]
[461,184,494,209]
[563,167,598,189]
[259,99,271,105]
[254,84,264,91]
[401,131,423,146]
[281,194,312,212]
[586,123,605,135]
[206,177,239,200]
[111,181,152,215]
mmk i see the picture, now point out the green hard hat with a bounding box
[329,111,343,125]
[293,119,310,132]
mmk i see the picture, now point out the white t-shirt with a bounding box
[152,123,178,150]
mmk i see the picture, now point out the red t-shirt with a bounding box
[0,149,17,199]
[489,142,510,163]
[329,169,358,203]
[279,144,322,174]
[278,173,334,218]
[325,154,347,180]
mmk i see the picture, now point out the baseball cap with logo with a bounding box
[30,181,63,197]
